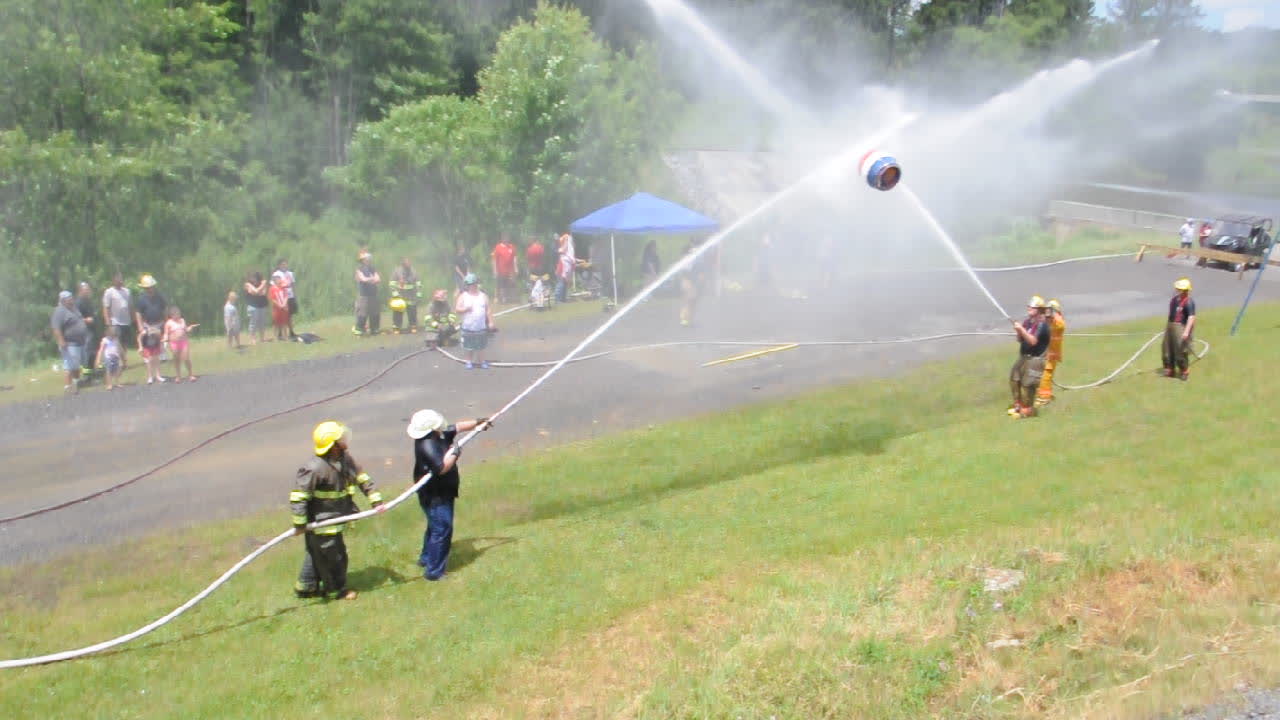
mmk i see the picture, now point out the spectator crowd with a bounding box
[44,231,659,393]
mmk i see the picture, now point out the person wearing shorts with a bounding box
[244,271,270,344]
[455,274,494,369]
[97,327,124,390]
[1008,296,1051,418]
[51,290,88,393]
[272,259,298,339]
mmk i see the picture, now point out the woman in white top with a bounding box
[454,273,495,369]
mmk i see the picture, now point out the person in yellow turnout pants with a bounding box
[1035,299,1066,406]
[291,421,383,600]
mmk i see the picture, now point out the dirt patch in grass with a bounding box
[948,548,1280,719]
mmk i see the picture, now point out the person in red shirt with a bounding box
[269,275,290,341]
[525,236,546,277]
[490,233,519,304]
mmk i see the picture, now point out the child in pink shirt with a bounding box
[162,306,199,383]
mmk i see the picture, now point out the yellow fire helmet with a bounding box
[1174,278,1192,292]
[1048,299,1062,312]
[138,274,157,289]
[1028,295,1047,309]
[388,296,407,312]
[313,421,349,456]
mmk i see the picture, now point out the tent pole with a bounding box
[610,233,619,306]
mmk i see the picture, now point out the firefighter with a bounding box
[1008,296,1051,418]
[389,257,421,333]
[290,421,383,600]
[425,289,459,348]
[1035,299,1066,406]
[1163,278,1196,381]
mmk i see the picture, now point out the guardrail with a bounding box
[1048,200,1184,233]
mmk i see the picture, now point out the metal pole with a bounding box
[1230,238,1276,336]
[610,233,618,306]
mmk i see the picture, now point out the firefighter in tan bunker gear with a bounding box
[291,421,383,600]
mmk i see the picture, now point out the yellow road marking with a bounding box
[701,343,799,368]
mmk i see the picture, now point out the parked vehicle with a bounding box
[1202,215,1273,271]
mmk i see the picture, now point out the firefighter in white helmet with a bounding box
[290,421,383,600]
[1008,296,1051,418]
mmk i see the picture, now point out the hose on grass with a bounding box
[1053,334,1209,390]
[0,474,434,669]
[0,270,1185,666]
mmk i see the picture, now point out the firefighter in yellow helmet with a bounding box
[1008,295,1051,418]
[290,421,383,600]
[1035,299,1066,406]
[1163,278,1196,380]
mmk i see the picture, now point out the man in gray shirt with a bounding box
[52,290,89,393]
[102,272,133,369]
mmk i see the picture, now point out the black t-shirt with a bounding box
[1019,317,1051,357]
[75,295,95,323]
[246,282,269,308]
[357,265,379,298]
[454,252,470,277]
[135,291,168,325]
[414,425,460,500]
[1168,294,1196,324]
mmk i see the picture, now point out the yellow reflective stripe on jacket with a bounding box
[291,515,308,526]
[312,489,349,499]
[366,491,383,504]
[313,524,344,535]
[289,491,311,502]
[356,473,371,484]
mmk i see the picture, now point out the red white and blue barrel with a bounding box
[859,150,901,191]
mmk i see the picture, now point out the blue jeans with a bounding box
[418,495,454,580]
[554,276,567,303]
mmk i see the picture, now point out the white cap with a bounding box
[407,409,445,439]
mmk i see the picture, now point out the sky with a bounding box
[1088,1,1279,31]
[1197,0,1280,32]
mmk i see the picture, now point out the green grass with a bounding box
[0,299,604,406]
[967,223,1164,266]
[2,304,1279,718]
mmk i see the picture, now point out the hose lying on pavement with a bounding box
[0,348,432,526]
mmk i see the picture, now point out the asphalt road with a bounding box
[1,256,1276,566]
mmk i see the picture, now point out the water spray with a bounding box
[899,183,1011,320]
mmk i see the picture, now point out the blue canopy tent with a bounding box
[569,192,719,304]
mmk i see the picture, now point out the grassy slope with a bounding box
[0,299,603,406]
[1,304,1279,718]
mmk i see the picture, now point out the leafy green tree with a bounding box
[478,2,676,232]
[1108,0,1202,41]
[0,0,247,299]
[295,0,456,166]
[338,2,675,253]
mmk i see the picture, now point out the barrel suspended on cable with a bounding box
[859,150,901,191]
